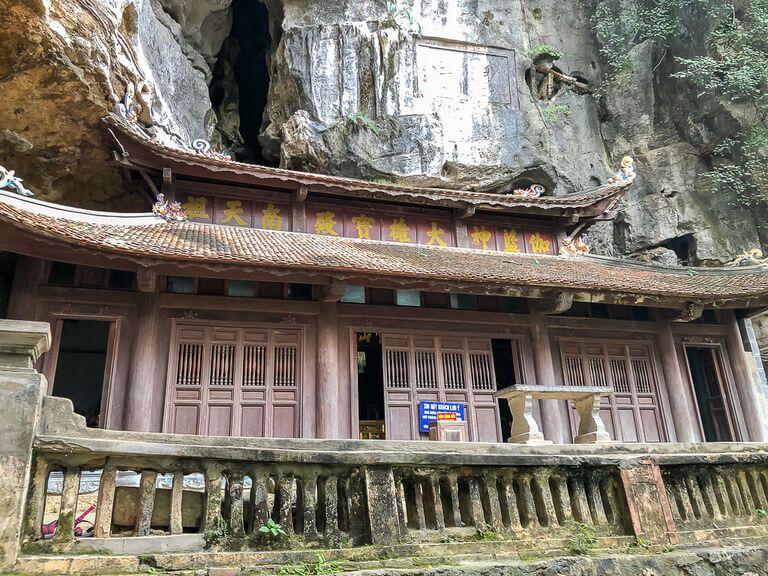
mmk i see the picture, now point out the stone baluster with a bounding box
[748,470,768,511]
[532,469,559,527]
[53,466,80,544]
[725,473,746,516]
[94,462,117,538]
[481,472,504,533]
[322,476,340,545]
[249,471,270,532]
[499,473,522,531]
[446,472,463,528]
[713,472,734,517]
[698,472,723,522]
[23,456,50,542]
[410,479,427,531]
[551,473,573,525]
[516,473,539,528]
[569,477,592,524]
[395,476,408,535]
[466,477,486,530]
[585,472,608,526]
[737,470,756,514]
[277,474,294,535]
[135,470,157,537]
[601,476,621,526]
[228,472,245,538]
[423,475,445,531]
[301,473,319,540]
[170,470,184,535]
[203,465,224,532]
[348,472,368,542]
[683,472,706,521]
[757,471,768,509]
[670,476,695,522]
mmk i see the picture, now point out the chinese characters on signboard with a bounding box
[181,195,556,255]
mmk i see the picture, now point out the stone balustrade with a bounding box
[1,320,768,570]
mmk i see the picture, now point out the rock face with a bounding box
[0,0,764,264]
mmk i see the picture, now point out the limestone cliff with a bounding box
[0,0,763,264]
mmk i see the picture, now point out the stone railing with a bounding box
[2,320,768,570]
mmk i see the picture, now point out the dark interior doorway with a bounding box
[52,319,112,428]
[357,332,385,439]
[492,339,519,442]
[210,0,274,164]
[0,253,16,318]
[685,346,734,442]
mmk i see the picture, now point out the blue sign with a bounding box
[419,401,466,433]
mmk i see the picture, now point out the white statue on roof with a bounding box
[0,166,33,196]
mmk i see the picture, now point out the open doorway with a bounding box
[52,319,112,428]
[357,332,385,439]
[492,339,520,442]
[685,346,735,442]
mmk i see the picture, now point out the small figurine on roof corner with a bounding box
[607,156,636,185]
[192,139,232,162]
[0,165,33,196]
[510,183,545,200]
[559,235,590,257]
[153,194,188,223]
[728,248,767,267]
[114,80,154,126]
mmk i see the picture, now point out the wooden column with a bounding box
[125,290,159,432]
[655,319,697,442]
[722,310,768,441]
[529,315,563,443]
[316,302,340,438]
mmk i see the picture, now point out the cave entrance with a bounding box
[210,0,274,165]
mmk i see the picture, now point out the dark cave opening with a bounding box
[210,0,274,165]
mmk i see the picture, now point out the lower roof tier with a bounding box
[1,190,767,310]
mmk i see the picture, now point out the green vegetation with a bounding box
[383,1,422,35]
[346,112,383,137]
[259,518,286,539]
[587,0,768,208]
[203,515,230,549]
[472,526,500,541]
[278,554,345,575]
[567,521,598,555]
[527,44,564,61]
[541,104,572,124]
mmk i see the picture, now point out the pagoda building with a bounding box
[1,117,767,445]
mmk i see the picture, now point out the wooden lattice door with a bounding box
[165,323,301,437]
[560,340,666,442]
[381,334,500,442]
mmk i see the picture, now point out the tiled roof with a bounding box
[107,117,630,217]
[2,191,768,305]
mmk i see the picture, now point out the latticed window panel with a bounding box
[274,346,297,387]
[414,351,438,389]
[609,358,630,393]
[175,343,203,387]
[631,358,653,394]
[242,345,266,387]
[469,353,495,391]
[210,344,235,386]
[385,350,410,388]
[442,352,466,389]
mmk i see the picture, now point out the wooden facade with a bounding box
[1,119,767,444]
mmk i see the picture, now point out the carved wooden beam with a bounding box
[528,291,573,315]
[672,302,704,323]
[295,185,309,202]
[136,269,158,293]
[138,169,161,200]
[162,167,173,185]
[320,280,347,302]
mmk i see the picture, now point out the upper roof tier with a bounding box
[106,117,631,220]
[2,190,767,311]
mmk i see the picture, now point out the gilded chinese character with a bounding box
[389,218,411,242]
[503,229,520,253]
[221,200,247,226]
[471,225,493,250]
[351,214,375,239]
[261,203,283,230]
[425,221,447,246]
[183,196,209,220]
[315,210,339,236]
[529,232,552,254]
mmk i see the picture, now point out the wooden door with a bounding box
[381,334,500,442]
[685,346,735,442]
[165,323,301,437]
[560,340,666,442]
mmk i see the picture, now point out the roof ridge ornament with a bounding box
[152,193,188,223]
[607,156,636,185]
[510,183,545,199]
[0,166,33,197]
[559,235,590,257]
[728,248,767,267]
[192,139,232,162]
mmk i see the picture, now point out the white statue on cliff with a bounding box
[607,156,636,184]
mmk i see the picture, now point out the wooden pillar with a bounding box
[529,315,563,443]
[6,256,43,321]
[655,320,697,442]
[317,302,339,438]
[722,310,768,441]
[125,292,159,432]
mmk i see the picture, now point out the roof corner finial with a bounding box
[559,235,590,258]
[510,183,545,200]
[0,165,34,197]
[152,193,188,223]
[607,156,636,185]
[191,139,232,162]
